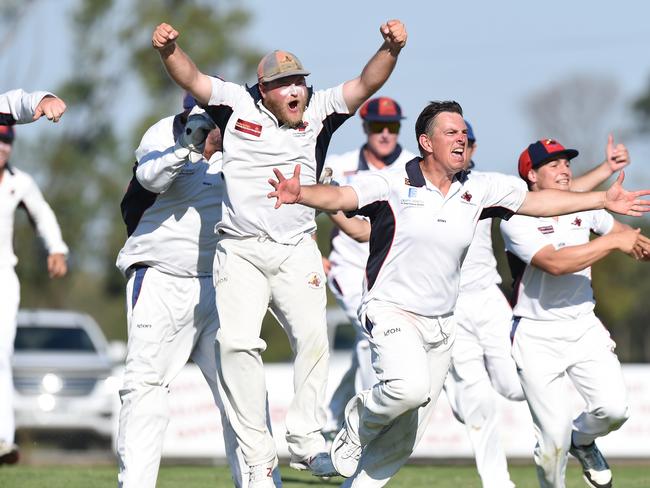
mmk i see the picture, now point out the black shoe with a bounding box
[569,441,612,488]
[0,442,19,466]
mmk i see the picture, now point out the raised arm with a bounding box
[571,134,629,191]
[518,171,650,218]
[267,165,359,212]
[152,23,213,105]
[0,90,66,124]
[342,20,407,113]
[531,221,650,275]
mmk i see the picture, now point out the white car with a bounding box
[12,309,124,438]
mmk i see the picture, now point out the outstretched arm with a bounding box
[152,23,213,104]
[571,134,629,191]
[267,164,359,212]
[0,90,66,124]
[342,20,407,113]
[519,171,650,218]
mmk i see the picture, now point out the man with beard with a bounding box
[151,19,407,487]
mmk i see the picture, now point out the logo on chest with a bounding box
[235,118,262,137]
[459,190,476,206]
[571,216,582,227]
[400,186,424,207]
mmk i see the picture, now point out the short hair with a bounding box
[415,101,463,155]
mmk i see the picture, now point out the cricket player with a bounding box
[0,122,68,465]
[322,96,416,438]
[500,138,650,488]
[267,101,650,487]
[0,89,66,125]
[115,97,280,488]
[151,19,407,486]
[445,126,632,488]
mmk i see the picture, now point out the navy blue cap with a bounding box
[360,97,404,122]
[518,139,579,180]
[182,92,197,110]
[465,119,475,143]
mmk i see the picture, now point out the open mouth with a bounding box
[288,100,299,111]
[451,147,465,160]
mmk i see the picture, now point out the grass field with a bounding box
[1,463,649,488]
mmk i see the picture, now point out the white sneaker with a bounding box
[289,452,337,477]
[330,427,362,478]
[248,457,278,488]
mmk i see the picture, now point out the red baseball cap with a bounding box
[359,97,404,122]
[518,139,579,180]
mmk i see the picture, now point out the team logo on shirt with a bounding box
[537,225,555,234]
[400,187,424,207]
[572,216,582,227]
[295,121,309,133]
[235,118,262,137]
[306,272,323,289]
[461,191,472,202]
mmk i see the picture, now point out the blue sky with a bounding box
[3,0,650,181]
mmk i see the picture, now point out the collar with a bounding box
[404,158,470,188]
[357,144,403,171]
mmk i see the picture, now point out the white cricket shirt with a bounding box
[325,145,416,277]
[500,209,614,321]
[205,77,351,244]
[0,166,68,267]
[116,114,224,277]
[459,171,527,293]
[349,158,527,317]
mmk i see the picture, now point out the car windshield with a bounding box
[14,326,97,352]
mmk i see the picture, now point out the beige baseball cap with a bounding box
[257,50,310,83]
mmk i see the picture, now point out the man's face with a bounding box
[260,75,308,128]
[0,140,12,169]
[529,158,572,191]
[426,112,467,174]
[364,121,400,158]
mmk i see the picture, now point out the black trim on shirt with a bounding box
[404,157,426,187]
[357,144,404,171]
[120,161,158,237]
[316,113,352,180]
[357,201,395,290]
[505,250,527,307]
[204,105,234,137]
[480,206,516,221]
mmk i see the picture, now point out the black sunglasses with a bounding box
[367,121,401,134]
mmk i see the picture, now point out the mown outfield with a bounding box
[1,463,649,488]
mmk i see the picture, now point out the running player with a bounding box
[268,101,650,487]
[500,138,650,488]
[152,20,407,486]
[322,97,416,439]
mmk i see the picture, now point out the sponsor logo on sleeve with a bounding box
[306,272,323,289]
[400,186,424,207]
[235,118,262,137]
[571,216,582,227]
[537,225,555,234]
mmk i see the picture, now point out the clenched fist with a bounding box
[152,23,179,53]
[380,20,407,52]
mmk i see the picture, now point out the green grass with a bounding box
[1,463,649,488]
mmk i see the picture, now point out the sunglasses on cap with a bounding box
[367,121,401,134]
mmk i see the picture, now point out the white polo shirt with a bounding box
[349,159,526,317]
[0,166,68,267]
[325,145,416,275]
[116,113,224,277]
[500,209,614,321]
[205,77,351,245]
[459,171,527,293]
[0,89,53,125]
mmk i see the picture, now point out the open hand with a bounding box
[604,171,650,216]
[267,164,302,209]
[605,134,629,173]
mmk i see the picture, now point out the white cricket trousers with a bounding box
[342,300,455,488]
[324,266,377,434]
[214,235,329,466]
[511,313,630,488]
[117,267,280,488]
[444,285,522,488]
[0,266,19,445]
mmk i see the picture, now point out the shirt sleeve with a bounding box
[500,215,550,264]
[0,89,54,125]
[480,173,527,217]
[208,77,248,107]
[135,116,187,193]
[19,173,69,256]
[309,84,350,121]
[348,171,392,209]
[589,209,615,236]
